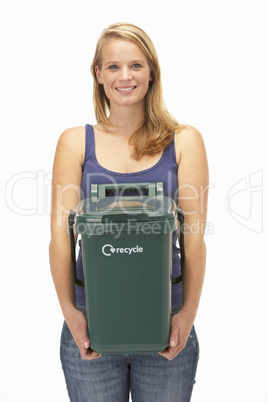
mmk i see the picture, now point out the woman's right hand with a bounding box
[65,307,102,360]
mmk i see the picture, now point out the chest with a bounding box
[81,126,179,201]
[94,132,163,174]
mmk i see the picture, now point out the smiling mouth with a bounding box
[115,86,137,92]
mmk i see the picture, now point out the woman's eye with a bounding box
[132,64,142,68]
[108,65,118,70]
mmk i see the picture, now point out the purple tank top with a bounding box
[75,124,182,307]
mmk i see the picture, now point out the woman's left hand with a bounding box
[159,308,195,361]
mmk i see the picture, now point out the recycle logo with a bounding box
[102,244,143,257]
[102,244,115,256]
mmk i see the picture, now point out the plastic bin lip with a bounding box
[75,195,177,223]
[75,215,177,236]
[97,199,154,211]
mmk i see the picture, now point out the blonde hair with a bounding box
[91,22,185,160]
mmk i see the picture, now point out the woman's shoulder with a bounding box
[175,124,203,141]
[57,125,85,145]
[174,124,206,165]
[54,126,86,166]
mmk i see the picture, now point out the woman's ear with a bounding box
[95,66,103,84]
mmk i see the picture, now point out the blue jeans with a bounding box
[60,305,199,402]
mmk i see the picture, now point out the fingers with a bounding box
[159,326,186,360]
[159,339,186,360]
[169,326,179,348]
[80,338,102,360]
[67,309,102,361]
[159,345,183,360]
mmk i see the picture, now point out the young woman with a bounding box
[49,22,209,402]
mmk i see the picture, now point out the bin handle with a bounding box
[171,207,185,285]
[91,182,164,202]
[101,213,149,223]
[68,210,84,287]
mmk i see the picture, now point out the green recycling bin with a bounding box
[68,182,184,354]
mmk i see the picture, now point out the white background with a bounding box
[1,0,267,401]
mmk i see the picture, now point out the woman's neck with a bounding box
[107,103,145,136]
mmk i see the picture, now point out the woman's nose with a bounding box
[119,67,132,81]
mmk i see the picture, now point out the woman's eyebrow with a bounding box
[104,59,146,66]
[104,61,118,66]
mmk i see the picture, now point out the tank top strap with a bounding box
[165,133,177,165]
[84,124,95,166]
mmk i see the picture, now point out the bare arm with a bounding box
[159,125,209,360]
[49,126,101,360]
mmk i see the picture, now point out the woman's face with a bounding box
[95,38,152,110]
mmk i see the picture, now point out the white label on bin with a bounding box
[102,244,143,257]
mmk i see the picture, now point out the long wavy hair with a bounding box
[91,22,186,161]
